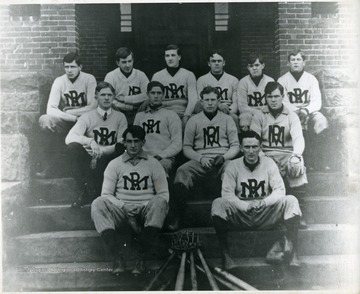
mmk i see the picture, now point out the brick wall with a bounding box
[77,4,120,81]
[0,4,79,72]
[0,3,79,184]
[275,1,359,183]
[275,2,358,74]
[229,3,278,79]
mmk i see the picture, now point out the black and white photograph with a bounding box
[1,0,359,292]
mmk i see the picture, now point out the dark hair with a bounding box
[288,49,305,61]
[63,52,82,66]
[264,81,284,96]
[247,53,264,65]
[122,125,146,141]
[147,81,165,93]
[200,86,220,99]
[96,81,115,94]
[115,47,133,62]
[239,130,262,145]
[165,44,181,55]
[208,49,225,61]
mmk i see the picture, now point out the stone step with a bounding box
[8,224,357,265]
[23,196,359,234]
[29,172,347,206]
[3,255,358,291]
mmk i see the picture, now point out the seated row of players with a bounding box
[91,124,301,276]
[37,46,329,179]
[35,47,327,274]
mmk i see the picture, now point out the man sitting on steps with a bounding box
[91,125,169,276]
[211,130,302,270]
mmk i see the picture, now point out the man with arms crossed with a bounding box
[105,47,149,125]
[151,44,197,128]
[133,81,182,178]
[211,130,301,270]
[196,49,239,130]
[237,53,274,130]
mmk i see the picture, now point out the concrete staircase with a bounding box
[2,171,359,291]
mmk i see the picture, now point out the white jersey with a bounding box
[277,71,322,114]
[196,72,239,113]
[237,74,274,114]
[222,156,285,208]
[134,107,182,159]
[151,68,197,117]
[250,105,304,155]
[105,68,149,112]
[47,72,97,121]
[65,108,128,155]
[184,111,239,159]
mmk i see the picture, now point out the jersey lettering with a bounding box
[128,86,141,96]
[93,128,116,145]
[288,88,309,104]
[216,87,229,101]
[142,119,161,134]
[241,179,266,198]
[248,92,266,107]
[164,83,185,99]
[64,91,86,107]
[268,125,285,147]
[203,126,221,148]
[123,172,149,190]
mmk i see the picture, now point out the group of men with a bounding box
[36,45,330,275]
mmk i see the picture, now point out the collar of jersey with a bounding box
[261,105,289,115]
[122,151,149,162]
[145,105,164,113]
[97,107,112,117]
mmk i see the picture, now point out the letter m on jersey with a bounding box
[164,83,185,99]
[123,172,149,190]
[93,127,116,145]
[248,92,266,107]
[216,87,229,101]
[142,119,161,134]
[203,126,221,148]
[241,179,266,198]
[64,91,86,107]
[288,88,309,104]
[268,125,285,147]
[128,86,141,96]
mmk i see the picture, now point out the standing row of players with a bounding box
[36,46,330,275]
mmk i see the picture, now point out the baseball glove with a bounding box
[286,154,305,178]
[266,238,285,264]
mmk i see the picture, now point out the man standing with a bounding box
[151,44,197,128]
[168,86,240,230]
[211,130,301,270]
[105,47,149,125]
[65,82,127,207]
[278,49,329,170]
[237,53,274,130]
[91,125,169,276]
[196,49,239,130]
[37,52,97,177]
[133,81,182,178]
[250,81,307,189]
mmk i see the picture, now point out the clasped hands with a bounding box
[246,200,266,216]
[200,155,225,169]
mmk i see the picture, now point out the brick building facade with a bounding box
[1,1,359,232]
